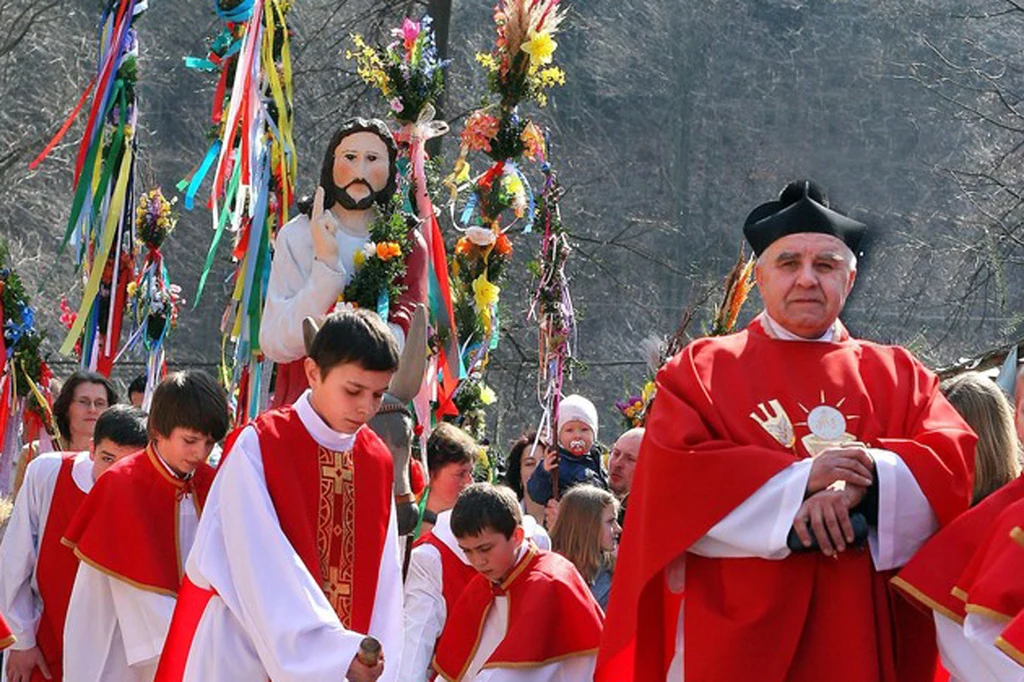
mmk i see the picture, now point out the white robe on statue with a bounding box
[171,393,404,682]
[63,453,199,682]
[664,315,941,681]
[0,452,91,676]
[400,511,550,682]
[260,213,405,364]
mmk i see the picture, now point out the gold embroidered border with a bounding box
[317,446,356,627]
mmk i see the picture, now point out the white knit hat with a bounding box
[557,394,599,441]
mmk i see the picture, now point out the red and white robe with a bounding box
[0,451,90,681]
[432,543,604,682]
[154,390,403,682]
[62,446,214,682]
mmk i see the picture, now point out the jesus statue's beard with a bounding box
[334,180,379,211]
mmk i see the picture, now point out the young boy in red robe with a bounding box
[431,484,603,682]
[0,404,147,682]
[62,371,229,682]
[155,308,405,682]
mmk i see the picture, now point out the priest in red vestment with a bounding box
[155,309,405,682]
[0,405,147,682]
[430,484,603,682]
[596,180,976,682]
[62,371,228,682]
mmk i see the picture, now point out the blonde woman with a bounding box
[550,484,621,609]
[941,372,1022,505]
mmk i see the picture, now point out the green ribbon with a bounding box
[193,157,242,307]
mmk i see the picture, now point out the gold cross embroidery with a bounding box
[320,450,354,494]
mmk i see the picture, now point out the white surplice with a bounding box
[259,213,405,364]
[934,612,1024,681]
[62,453,199,682]
[400,511,550,682]
[0,451,91,678]
[173,391,404,682]
[666,312,940,681]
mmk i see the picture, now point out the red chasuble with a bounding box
[414,532,478,620]
[62,446,214,596]
[0,612,13,650]
[596,318,976,682]
[432,544,604,681]
[255,406,392,632]
[31,455,88,682]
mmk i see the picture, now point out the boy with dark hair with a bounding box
[127,373,147,408]
[418,422,479,535]
[62,371,228,682]
[156,308,405,682]
[0,405,147,682]
[431,484,604,681]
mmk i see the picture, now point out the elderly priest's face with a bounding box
[754,232,857,339]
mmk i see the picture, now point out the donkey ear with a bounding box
[388,304,428,402]
[302,316,322,356]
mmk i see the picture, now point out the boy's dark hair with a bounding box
[427,422,478,476]
[127,373,147,396]
[148,371,229,441]
[93,405,148,449]
[451,483,522,540]
[309,309,400,376]
[53,371,119,441]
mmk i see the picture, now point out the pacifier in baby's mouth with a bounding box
[568,439,588,455]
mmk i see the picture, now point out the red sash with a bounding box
[32,455,87,681]
[256,407,393,633]
[433,545,604,681]
[0,612,13,650]
[415,532,478,621]
[63,446,214,595]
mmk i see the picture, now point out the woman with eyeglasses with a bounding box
[12,371,118,498]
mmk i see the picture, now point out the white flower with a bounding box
[362,242,378,258]
[465,226,497,247]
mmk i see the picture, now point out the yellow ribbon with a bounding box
[60,146,133,355]
[20,361,54,427]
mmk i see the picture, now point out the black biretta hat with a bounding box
[743,180,867,257]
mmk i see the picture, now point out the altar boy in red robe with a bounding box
[155,308,404,682]
[62,371,228,682]
[431,484,603,682]
[0,405,147,682]
[597,180,976,682]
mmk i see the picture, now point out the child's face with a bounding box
[558,420,594,455]
[305,359,393,434]
[153,428,216,477]
[89,438,142,480]
[457,526,526,583]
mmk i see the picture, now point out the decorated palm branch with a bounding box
[616,246,757,429]
[0,242,55,494]
[348,16,460,429]
[444,0,568,439]
[181,0,296,421]
[31,0,148,375]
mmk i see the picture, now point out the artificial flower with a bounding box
[455,237,473,256]
[465,226,497,247]
[521,122,546,161]
[376,241,402,261]
[494,232,513,256]
[521,30,556,66]
[479,385,497,405]
[461,111,500,153]
[361,242,378,259]
[353,250,365,268]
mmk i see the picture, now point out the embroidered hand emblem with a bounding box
[749,400,796,449]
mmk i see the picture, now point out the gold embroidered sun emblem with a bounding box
[795,391,859,457]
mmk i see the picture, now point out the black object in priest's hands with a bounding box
[787,512,870,553]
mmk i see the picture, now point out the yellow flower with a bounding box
[353,250,365,267]
[480,385,497,405]
[473,275,501,335]
[538,66,566,87]
[475,52,498,72]
[126,281,138,298]
[521,30,557,66]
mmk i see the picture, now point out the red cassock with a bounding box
[596,318,975,682]
[62,446,215,596]
[269,228,429,408]
[155,406,393,681]
[26,454,89,682]
[432,544,604,681]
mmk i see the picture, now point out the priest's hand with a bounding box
[347,654,384,682]
[310,186,340,266]
[6,646,51,681]
[791,485,867,557]
[806,446,874,495]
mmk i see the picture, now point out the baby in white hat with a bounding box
[526,394,609,505]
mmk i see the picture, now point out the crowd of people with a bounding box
[0,126,1022,682]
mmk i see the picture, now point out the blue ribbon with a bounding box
[184,56,217,72]
[183,139,222,210]
[214,0,255,22]
[376,289,390,321]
